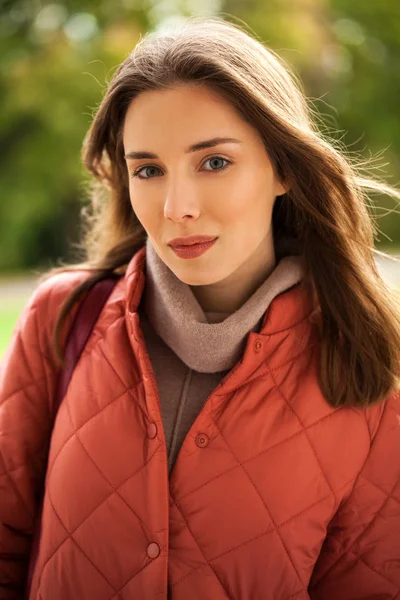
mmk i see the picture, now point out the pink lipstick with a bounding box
[170,238,217,259]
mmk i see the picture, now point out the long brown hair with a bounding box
[40,15,400,408]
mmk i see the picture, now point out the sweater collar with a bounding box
[129,237,306,373]
[125,243,319,390]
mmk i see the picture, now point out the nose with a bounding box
[163,181,201,222]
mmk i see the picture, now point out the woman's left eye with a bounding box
[202,156,231,171]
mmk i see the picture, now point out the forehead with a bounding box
[122,84,256,147]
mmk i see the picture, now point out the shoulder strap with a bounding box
[52,276,119,419]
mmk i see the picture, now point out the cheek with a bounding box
[222,193,272,229]
[129,195,156,230]
[215,195,248,224]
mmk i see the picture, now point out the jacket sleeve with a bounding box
[0,274,82,599]
[308,390,400,599]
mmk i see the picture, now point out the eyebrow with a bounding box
[123,137,242,160]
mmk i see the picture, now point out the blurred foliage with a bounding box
[0,0,399,273]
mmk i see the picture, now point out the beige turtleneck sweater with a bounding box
[138,236,305,476]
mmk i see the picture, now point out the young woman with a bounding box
[1,16,400,600]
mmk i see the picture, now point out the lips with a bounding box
[168,235,218,247]
[169,237,217,259]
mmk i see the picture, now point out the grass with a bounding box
[0,302,29,359]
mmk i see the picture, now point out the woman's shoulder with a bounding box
[13,269,92,354]
[25,269,90,320]
[30,269,92,310]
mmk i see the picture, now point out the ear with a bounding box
[275,180,290,197]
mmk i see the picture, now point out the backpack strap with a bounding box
[53,276,119,416]
[26,276,119,597]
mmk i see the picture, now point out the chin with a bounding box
[173,265,229,287]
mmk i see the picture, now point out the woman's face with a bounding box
[122,83,287,291]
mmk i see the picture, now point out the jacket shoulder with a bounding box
[29,269,92,314]
[10,269,92,367]
[361,387,400,442]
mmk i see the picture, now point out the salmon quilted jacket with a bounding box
[1,245,400,600]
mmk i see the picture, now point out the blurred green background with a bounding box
[1,0,400,358]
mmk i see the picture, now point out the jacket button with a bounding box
[147,542,160,559]
[254,339,263,353]
[147,423,157,439]
[195,433,209,448]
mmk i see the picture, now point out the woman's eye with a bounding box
[202,156,231,172]
[130,155,231,180]
[131,165,162,179]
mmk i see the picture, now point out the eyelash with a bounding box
[130,155,232,180]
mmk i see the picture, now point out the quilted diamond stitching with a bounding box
[0,444,32,518]
[64,395,151,542]
[171,523,275,590]
[0,377,47,412]
[44,493,117,593]
[267,365,337,494]
[34,504,70,586]
[169,495,232,599]
[178,407,349,502]
[50,435,160,541]
[357,552,400,589]
[0,435,48,482]
[168,364,353,595]
[26,308,166,594]
[107,554,160,599]
[170,478,352,591]
[38,440,161,593]
[98,335,146,411]
[76,313,126,367]
[45,384,140,480]
[278,477,350,529]
[310,471,399,590]
[219,341,314,399]
[212,419,305,588]
[308,396,400,590]
[360,473,400,508]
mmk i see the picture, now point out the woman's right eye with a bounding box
[131,165,162,179]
